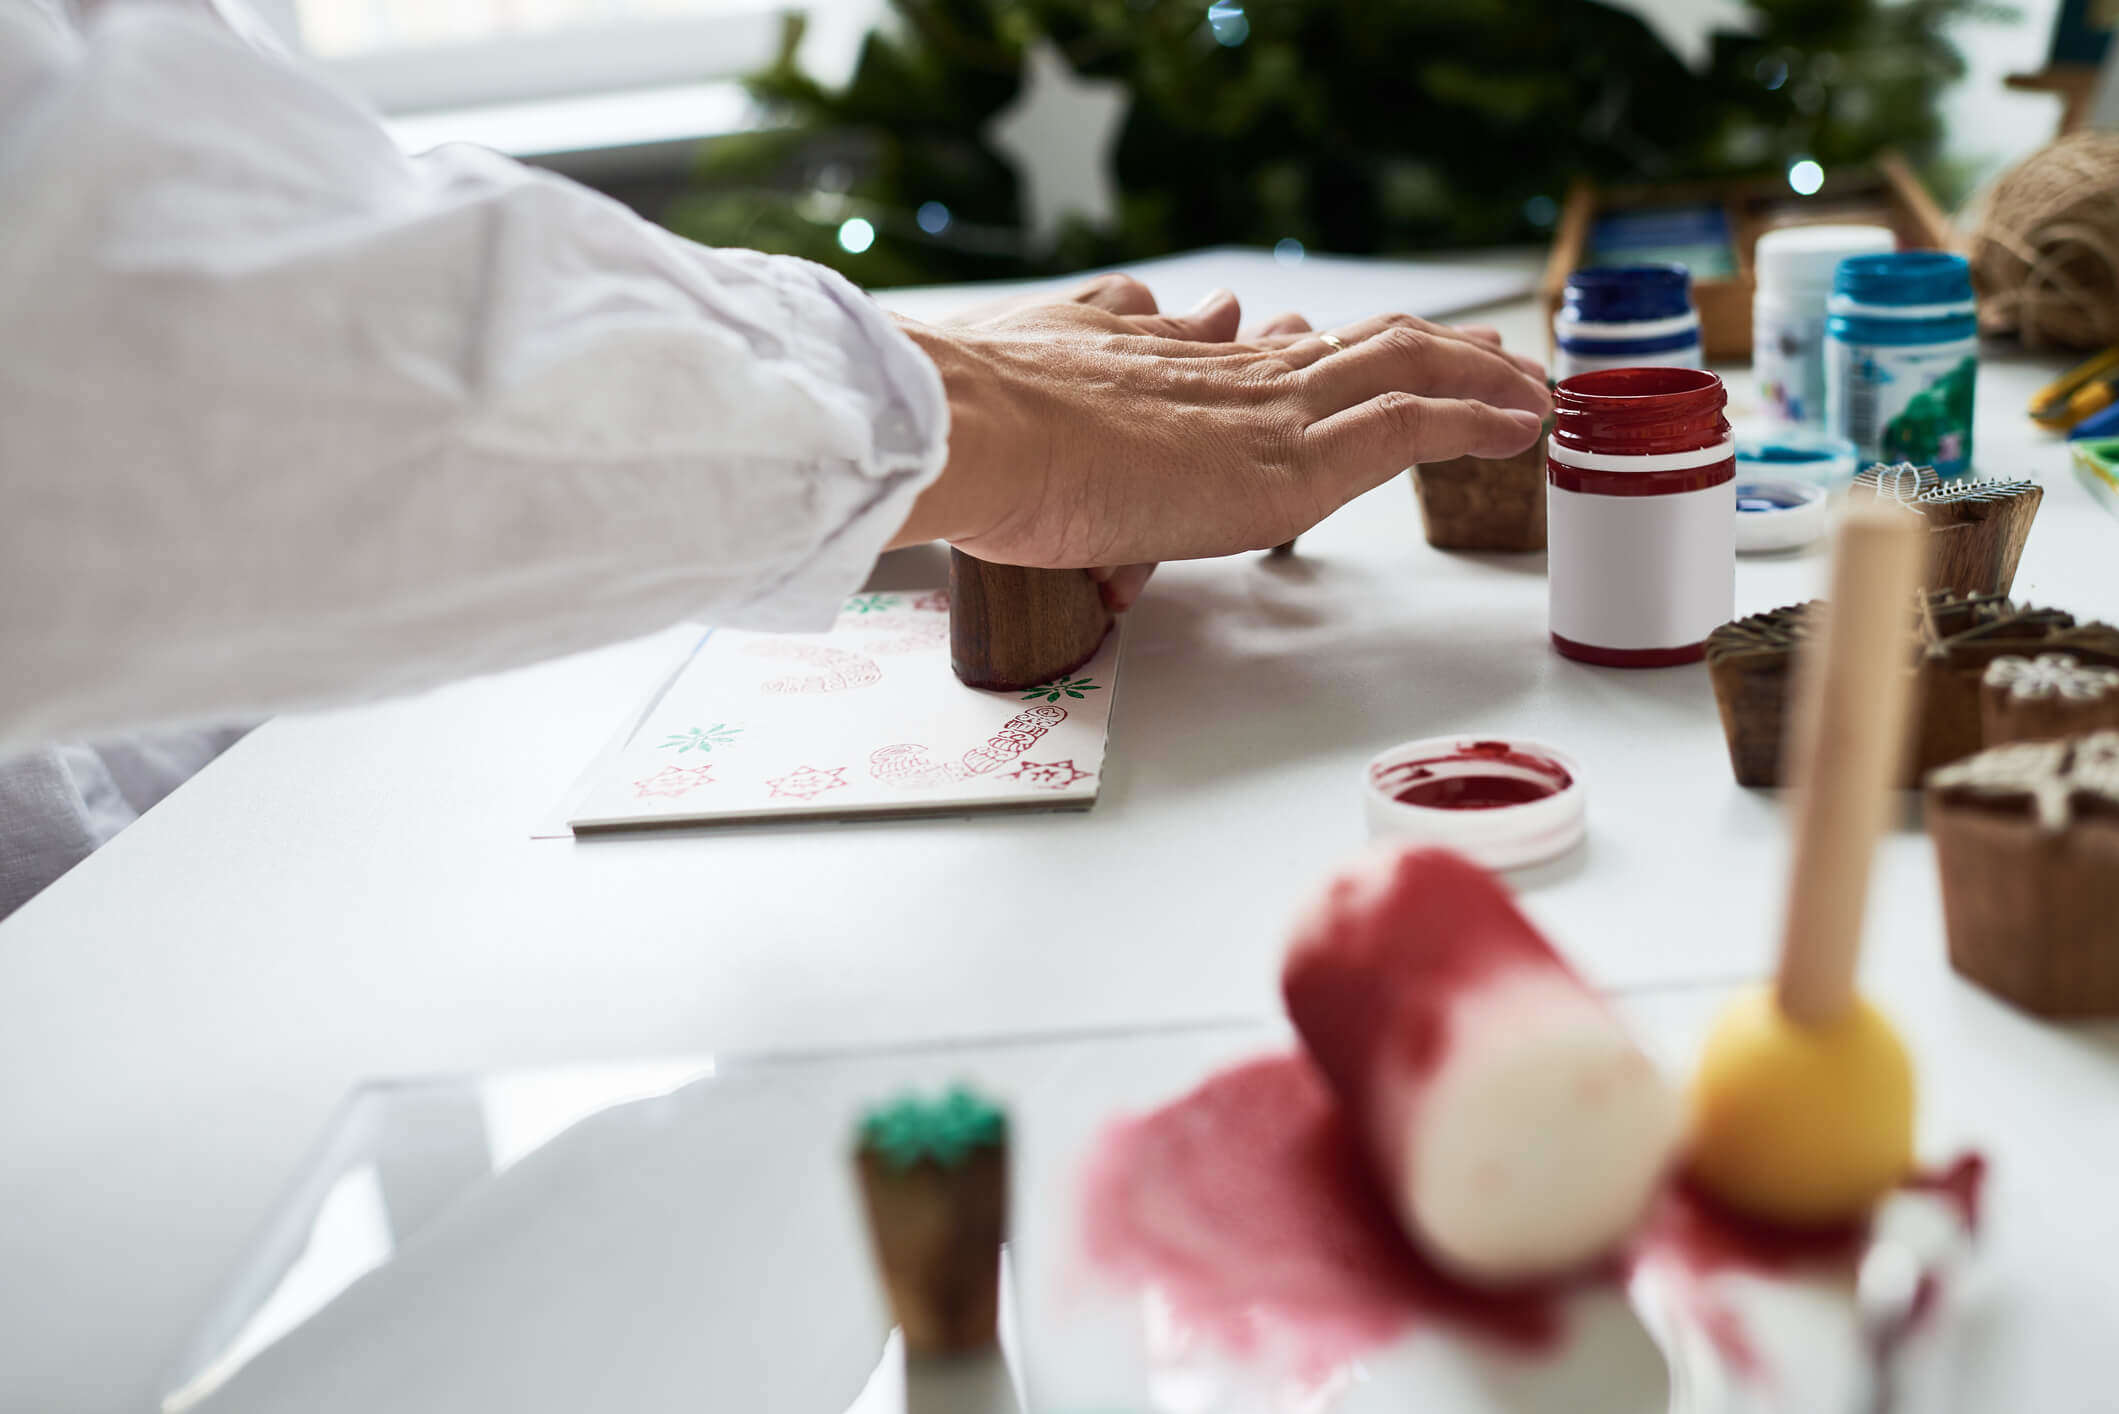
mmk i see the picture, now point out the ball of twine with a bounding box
[1964,130,2119,352]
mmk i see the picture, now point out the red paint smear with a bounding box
[1633,1178,1866,1277]
[1080,1038,1990,1382]
[1393,774,1561,808]
[1283,848,1570,1140]
[1903,1152,1986,1233]
[1080,1053,1568,1378]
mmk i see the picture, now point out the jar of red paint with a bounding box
[1547,366,1735,668]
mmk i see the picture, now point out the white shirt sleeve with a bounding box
[0,1,950,752]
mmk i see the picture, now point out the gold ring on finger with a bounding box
[1316,333,1347,355]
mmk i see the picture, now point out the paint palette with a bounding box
[162,1019,1980,1414]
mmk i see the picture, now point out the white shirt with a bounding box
[0,0,951,754]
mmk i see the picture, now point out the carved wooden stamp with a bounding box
[1845,462,2044,598]
[1913,594,2119,775]
[853,1087,1009,1357]
[948,551,1112,691]
[1927,731,2119,1017]
[1705,603,1815,787]
[1410,428,1549,552]
[1981,654,2119,747]
[1706,592,2119,786]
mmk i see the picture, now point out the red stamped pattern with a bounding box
[869,706,1069,789]
[1005,759,1093,790]
[764,764,850,801]
[745,641,882,694]
[633,764,717,799]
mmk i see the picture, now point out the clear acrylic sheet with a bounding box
[158,1014,1976,1414]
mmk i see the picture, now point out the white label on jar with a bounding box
[1547,481,1736,651]
[1754,308,1826,426]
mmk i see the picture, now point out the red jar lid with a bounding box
[1553,366,1730,458]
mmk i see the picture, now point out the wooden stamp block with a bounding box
[1706,592,2119,787]
[1410,430,1549,552]
[1982,654,2119,746]
[854,1089,1008,1357]
[1705,603,1813,787]
[1927,732,2119,1017]
[1845,462,2043,599]
[948,551,1112,691]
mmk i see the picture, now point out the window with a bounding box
[257,0,797,115]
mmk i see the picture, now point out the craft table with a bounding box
[2,257,2115,1414]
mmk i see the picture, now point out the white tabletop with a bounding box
[4,264,2117,1414]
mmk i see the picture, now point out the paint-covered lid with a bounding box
[1734,429,1859,487]
[1734,479,1829,554]
[1363,736,1586,871]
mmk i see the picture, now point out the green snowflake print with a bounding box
[1021,674,1102,703]
[659,723,742,754]
[844,593,898,614]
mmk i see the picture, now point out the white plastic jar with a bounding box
[1752,224,1895,429]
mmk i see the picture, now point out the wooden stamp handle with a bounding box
[947,551,1113,692]
[1775,508,1927,1028]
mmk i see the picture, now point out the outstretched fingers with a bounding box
[1279,313,1547,382]
[1123,288,1245,344]
[1306,393,1544,499]
[1303,321,1551,421]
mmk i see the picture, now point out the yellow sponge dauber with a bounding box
[1688,988,1913,1227]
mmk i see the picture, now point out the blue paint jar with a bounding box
[1824,252,1979,479]
[1552,264,1704,382]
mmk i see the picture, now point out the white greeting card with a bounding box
[562,589,1121,832]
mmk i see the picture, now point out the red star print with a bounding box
[765,764,850,800]
[634,764,716,799]
[1004,759,1092,790]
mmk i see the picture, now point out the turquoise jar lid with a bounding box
[1831,251,1972,308]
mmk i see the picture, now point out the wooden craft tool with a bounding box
[1845,462,2043,599]
[947,551,1112,691]
[1688,508,1925,1226]
[1928,731,2119,1017]
[1981,653,2119,746]
[854,1088,1009,1357]
[1410,427,1550,552]
[1707,591,2119,787]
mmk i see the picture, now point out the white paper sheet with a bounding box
[562,589,1121,831]
[874,246,1541,330]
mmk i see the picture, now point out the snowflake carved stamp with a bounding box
[1020,674,1102,704]
[659,723,742,754]
[1985,654,2119,703]
[1005,759,1093,790]
[634,764,717,799]
[765,764,850,801]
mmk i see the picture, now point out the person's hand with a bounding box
[890,290,1548,580]
[930,274,1324,609]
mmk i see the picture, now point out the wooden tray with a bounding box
[1542,151,1953,363]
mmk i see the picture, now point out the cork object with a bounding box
[1927,732,2119,1017]
[1410,428,1550,552]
